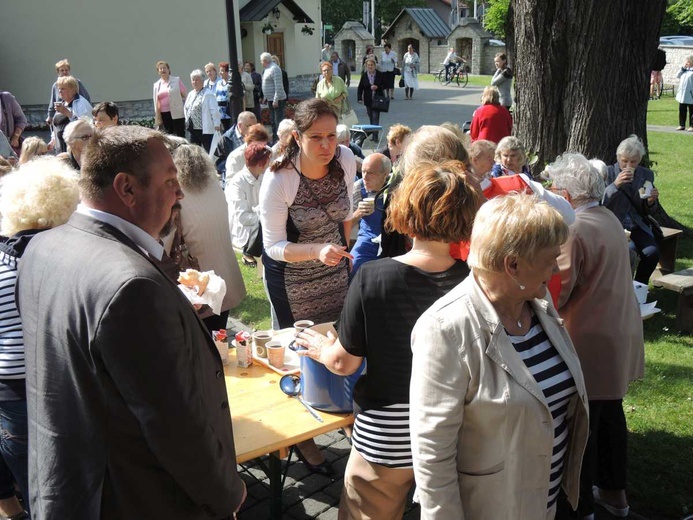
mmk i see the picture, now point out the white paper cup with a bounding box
[253,330,272,358]
[266,341,285,369]
[293,320,314,333]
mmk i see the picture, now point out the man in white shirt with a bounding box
[444,47,458,81]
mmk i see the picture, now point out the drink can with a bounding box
[234,331,253,368]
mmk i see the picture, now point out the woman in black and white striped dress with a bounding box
[410,194,589,520]
[0,157,80,520]
[296,160,482,519]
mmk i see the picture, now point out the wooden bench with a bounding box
[652,268,693,334]
[657,226,684,275]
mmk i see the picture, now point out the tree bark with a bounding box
[513,0,667,173]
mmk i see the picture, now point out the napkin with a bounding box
[178,270,226,315]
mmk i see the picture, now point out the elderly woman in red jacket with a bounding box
[470,86,512,143]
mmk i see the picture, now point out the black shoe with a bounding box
[294,446,335,477]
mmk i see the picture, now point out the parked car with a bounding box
[660,36,693,46]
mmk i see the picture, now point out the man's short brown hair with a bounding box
[79,126,167,202]
[386,160,482,243]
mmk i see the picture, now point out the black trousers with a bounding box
[679,102,693,127]
[365,105,381,140]
[188,129,213,153]
[160,111,186,137]
[629,225,660,284]
[578,399,628,517]
[202,310,229,337]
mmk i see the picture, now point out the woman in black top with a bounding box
[296,160,482,519]
[357,58,387,142]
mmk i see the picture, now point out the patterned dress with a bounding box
[264,160,351,328]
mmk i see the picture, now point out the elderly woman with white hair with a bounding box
[271,118,296,160]
[168,144,246,332]
[410,194,588,520]
[548,153,644,520]
[58,118,94,170]
[0,157,80,520]
[603,135,660,283]
[184,69,221,152]
[490,135,530,177]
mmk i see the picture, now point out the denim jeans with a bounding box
[0,399,29,514]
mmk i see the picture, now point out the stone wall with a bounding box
[20,76,316,128]
[661,45,693,86]
[481,44,505,75]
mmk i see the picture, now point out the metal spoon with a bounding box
[279,374,323,423]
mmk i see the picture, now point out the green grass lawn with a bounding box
[647,95,681,127]
[230,98,693,520]
[627,120,693,518]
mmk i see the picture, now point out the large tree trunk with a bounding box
[513,0,667,173]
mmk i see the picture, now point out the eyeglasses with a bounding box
[73,135,93,141]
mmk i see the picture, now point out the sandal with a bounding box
[242,256,257,268]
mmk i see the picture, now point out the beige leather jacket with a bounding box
[410,273,589,520]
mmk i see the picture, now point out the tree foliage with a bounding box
[483,0,510,39]
[322,0,426,41]
[664,0,693,34]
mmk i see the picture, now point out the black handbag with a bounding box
[399,77,405,88]
[393,67,401,76]
[371,95,390,113]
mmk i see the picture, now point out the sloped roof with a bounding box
[383,8,451,40]
[334,20,373,41]
[239,0,314,24]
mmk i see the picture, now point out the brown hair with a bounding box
[155,60,171,73]
[386,160,482,243]
[79,126,167,202]
[219,61,230,71]
[245,143,272,168]
[244,124,270,144]
[271,98,339,171]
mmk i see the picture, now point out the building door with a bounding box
[267,33,285,69]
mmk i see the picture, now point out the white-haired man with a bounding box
[350,152,391,275]
[260,52,286,141]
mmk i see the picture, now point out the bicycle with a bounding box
[436,62,469,87]
[445,65,469,87]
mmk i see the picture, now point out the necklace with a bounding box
[496,305,524,329]
[407,250,450,260]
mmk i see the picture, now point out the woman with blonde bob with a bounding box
[296,160,482,520]
[18,137,49,165]
[549,153,644,519]
[0,157,80,520]
[470,86,512,144]
[410,194,589,520]
[49,75,93,153]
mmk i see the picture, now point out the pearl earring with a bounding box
[519,284,525,291]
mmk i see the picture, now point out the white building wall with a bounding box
[0,0,319,112]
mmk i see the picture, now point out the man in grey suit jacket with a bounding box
[17,126,246,519]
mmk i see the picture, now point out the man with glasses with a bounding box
[214,111,257,184]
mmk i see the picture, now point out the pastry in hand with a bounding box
[178,269,210,295]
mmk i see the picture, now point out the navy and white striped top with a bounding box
[507,313,576,509]
[352,403,412,468]
[0,250,25,380]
